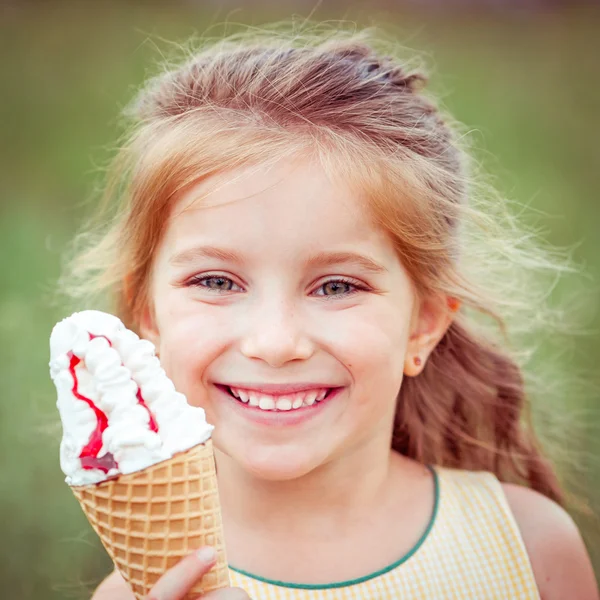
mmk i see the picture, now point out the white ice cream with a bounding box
[49,310,214,486]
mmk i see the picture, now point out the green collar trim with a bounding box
[228,465,439,590]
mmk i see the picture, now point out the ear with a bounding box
[404,294,459,377]
[139,303,161,353]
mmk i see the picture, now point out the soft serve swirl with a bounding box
[49,310,213,486]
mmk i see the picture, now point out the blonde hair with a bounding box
[62,25,586,503]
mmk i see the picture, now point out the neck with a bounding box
[215,435,398,540]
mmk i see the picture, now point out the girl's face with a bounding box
[142,156,443,481]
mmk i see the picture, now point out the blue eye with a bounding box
[188,275,241,292]
[314,279,365,298]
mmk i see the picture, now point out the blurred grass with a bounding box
[1,2,599,598]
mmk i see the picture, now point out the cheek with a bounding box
[353,331,407,403]
[319,305,409,390]
[153,295,231,405]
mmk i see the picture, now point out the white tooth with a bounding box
[304,391,318,406]
[316,388,328,401]
[292,395,304,409]
[275,397,292,411]
[259,395,275,410]
[238,390,249,403]
[230,387,240,399]
[248,392,260,407]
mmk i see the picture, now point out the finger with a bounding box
[201,587,252,600]
[146,547,217,600]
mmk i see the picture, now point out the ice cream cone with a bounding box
[71,439,229,600]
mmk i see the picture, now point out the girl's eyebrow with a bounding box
[305,251,388,274]
[169,245,244,266]
[169,245,387,274]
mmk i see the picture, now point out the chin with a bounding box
[218,435,325,482]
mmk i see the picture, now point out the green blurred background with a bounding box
[1,1,599,598]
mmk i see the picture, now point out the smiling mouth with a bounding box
[216,385,336,412]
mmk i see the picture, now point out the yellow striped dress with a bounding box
[228,467,540,599]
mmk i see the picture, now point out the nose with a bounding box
[239,298,315,368]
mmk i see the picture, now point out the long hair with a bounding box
[62,25,581,503]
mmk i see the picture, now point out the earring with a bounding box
[447,296,461,312]
[413,356,422,366]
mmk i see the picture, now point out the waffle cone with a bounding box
[71,439,229,600]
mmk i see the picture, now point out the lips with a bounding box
[217,384,333,411]
[215,381,345,412]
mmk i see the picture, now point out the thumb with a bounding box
[146,546,218,600]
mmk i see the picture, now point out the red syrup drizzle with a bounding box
[137,388,159,433]
[68,332,160,473]
[68,352,117,473]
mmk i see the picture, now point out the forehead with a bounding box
[163,156,394,255]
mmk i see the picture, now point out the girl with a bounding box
[65,27,597,600]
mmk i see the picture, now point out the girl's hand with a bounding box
[91,547,250,600]
[146,546,251,600]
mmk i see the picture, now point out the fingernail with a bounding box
[196,546,216,563]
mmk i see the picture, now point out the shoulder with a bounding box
[501,483,599,600]
[91,570,134,600]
